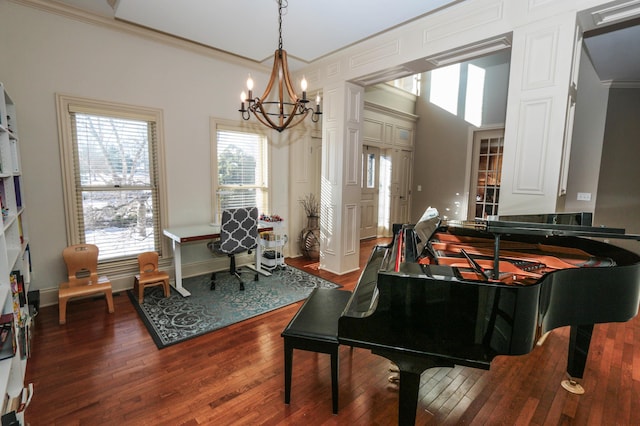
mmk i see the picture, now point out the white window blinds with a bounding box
[216,129,268,216]
[70,112,161,260]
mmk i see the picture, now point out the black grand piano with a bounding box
[338,211,640,425]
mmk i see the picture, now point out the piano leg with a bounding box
[562,324,594,395]
[374,349,454,426]
[398,370,421,426]
[284,340,293,405]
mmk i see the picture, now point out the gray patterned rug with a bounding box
[128,265,340,349]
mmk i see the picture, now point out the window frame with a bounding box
[210,118,271,222]
[56,94,169,266]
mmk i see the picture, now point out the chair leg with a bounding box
[236,272,245,291]
[135,276,144,304]
[59,297,68,325]
[105,289,115,314]
[229,255,245,291]
[163,279,170,297]
[210,271,216,290]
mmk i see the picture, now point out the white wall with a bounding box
[0,2,294,302]
[595,87,640,254]
[411,54,510,221]
[562,46,609,213]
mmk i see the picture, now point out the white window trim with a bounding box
[209,117,272,223]
[56,94,170,267]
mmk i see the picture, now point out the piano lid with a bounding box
[445,218,640,241]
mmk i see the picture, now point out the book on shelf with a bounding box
[1,410,19,426]
[10,272,25,308]
[16,216,22,245]
[8,273,22,327]
[0,314,15,362]
[17,316,31,360]
[12,177,20,211]
[2,383,33,416]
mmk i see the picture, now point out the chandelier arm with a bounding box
[279,104,308,130]
[251,109,285,131]
[258,50,282,102]
[279,50,299,102]
[249,100,295,132]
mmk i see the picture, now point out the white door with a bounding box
[360,145,380,239]
[390,149,412,226]
[468,128,505,220]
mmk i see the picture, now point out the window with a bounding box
[212,121,269,219]
[469,129,504,219]
[57,95,167,262]
[429,63,460,115]
[465,64,486,127]
[428,62,488,126]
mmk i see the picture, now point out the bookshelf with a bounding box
[0,83,32,424]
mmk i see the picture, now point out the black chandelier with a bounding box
[239,0,321,132]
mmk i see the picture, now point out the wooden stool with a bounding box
[281,287,352,414]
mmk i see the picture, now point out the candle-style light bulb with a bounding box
[301,76,308,101]
[246,74,254,101]
[240,91,246,111]
[315,93,320,105]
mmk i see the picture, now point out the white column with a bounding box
[319,81,364,275]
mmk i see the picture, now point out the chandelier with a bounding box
[239,0,321,132]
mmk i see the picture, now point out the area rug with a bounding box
[128,266,340,349]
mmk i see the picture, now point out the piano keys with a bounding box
[338,212,640,425]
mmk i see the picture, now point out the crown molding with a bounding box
[603,80,640,88]
[364,101,418,122]
[590,0,640,27]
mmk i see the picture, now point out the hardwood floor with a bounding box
[25,238,640,425]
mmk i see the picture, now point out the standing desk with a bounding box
[163,224,273,296]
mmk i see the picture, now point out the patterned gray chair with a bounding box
[208,206,259,291]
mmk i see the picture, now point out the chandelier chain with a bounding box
[278,0,287,51]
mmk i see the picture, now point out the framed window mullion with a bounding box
[212,120,270,219]
[57,94,167,263]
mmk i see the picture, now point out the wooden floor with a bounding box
[25,238,640,425]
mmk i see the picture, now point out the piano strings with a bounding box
[417,231,616,285]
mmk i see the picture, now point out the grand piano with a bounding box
[338,210,640,425]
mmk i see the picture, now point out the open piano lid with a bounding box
[446,213,640,242]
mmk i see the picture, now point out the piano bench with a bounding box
[281,287,352,415]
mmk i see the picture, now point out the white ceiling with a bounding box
[48,0,640,82]
[583,22,640,82]
[57,0,460,64]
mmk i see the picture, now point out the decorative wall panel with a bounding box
[346,128,359,186]
[424,1,504,43]
[513,98,552,194]
[323,203,336,255]
[522,27,559,90]
[344,203,357,255]
[349,40,400,70]
[324,128,338,186]
[327,62,340,78]
[347,86,362,123]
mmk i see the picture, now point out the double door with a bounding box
[360,145,412,239]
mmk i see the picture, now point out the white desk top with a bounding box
[163,224,222,243]
[163,223,275,243]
